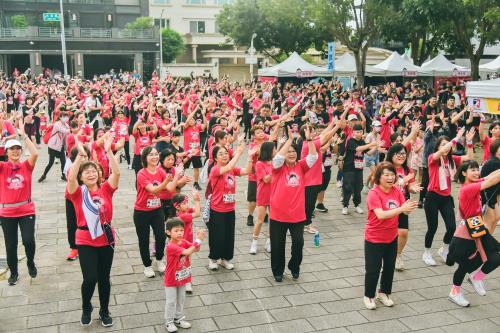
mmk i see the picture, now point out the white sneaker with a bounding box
[220,259,234,270]
[185,282,193,294]
[208,259,218,271]
[342,207,348,215]
[376,292,394,307]
[355,206,364,214]
[336,181,343,188]
[154,259,166,273]
[165,322,178,332]
[437,246,448,263]
[422,250,436,266]
[174,319,191,329]
[249,239,258,254]
[128,164,133,170]
[144,266,155,278]
[395,255,404,271]
[363,296,376,310]
[265,238,271,253]
[449,291,470,307]
[467,275,486,296]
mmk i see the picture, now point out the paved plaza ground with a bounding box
[0,148,499,333]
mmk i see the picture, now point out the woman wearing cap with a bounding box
[0,118,39,285]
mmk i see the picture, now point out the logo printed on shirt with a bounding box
[286,172,300,187]
[387,199,399,210]
[226,174,235,188]
[7,174,25,190]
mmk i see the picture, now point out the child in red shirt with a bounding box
[164,218,206,333]
[172,191,201,294]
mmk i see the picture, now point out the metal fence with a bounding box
[0,27,154,40]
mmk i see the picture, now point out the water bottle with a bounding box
[313,231,320,247]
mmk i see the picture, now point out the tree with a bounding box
[125,16,153,30]
[161,28,185,63]
[11,15,28,28]
[310,0,385,87]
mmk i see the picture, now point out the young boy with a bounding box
[164,218,206,333]
[172,191,201,294]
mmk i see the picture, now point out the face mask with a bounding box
[374,127,381,133]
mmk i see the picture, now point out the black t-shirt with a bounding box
[166,143,185,164]
[425,104,439,118]
[343,137,366,172]
[480,157,500,207]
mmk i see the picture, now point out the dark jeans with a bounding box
[342,170,363,208]
[270,219,305,277]
[133,209,166,267]
[77,245,114,313]
[305,185,321,225]
[364,238,398,298]
[419,167,429,202]
[66,199,77,249]
[123,141,131,165]
[0,215,36,274]
[42,147,66,177]
[424,191,456,248]
[207,210,235,261]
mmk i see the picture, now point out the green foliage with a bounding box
[161,28,186,63]
[11,15,28,28]
[125,16,154,30]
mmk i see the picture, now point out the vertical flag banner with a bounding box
[327,42,335,72]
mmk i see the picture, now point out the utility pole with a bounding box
[59,0,68,78]
[249,33,257,81]
[159,9,166,81]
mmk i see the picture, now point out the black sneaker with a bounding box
[316,203,328,213]
[193,182,202,191]
[81,308,92,326]
[264,214,269,223]
[247,215,254,226]
[61,174,67,182]
[38,175,46,183]
[28,264,37,278]
[99,311,113,327]
[418,201,423,209]
[288,265,299,280]
[8,272,19,286]
[274,275,283,282]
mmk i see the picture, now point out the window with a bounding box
[152,0,170,3]
[154,18,170,29]
[186,0,206,4]
[189,21,205,33]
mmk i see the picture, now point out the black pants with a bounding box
[207,210,235,261]
[77,245,114,313]
[34,115,41,144]
[133,209,166,267]
[424,191,456,248]
[66,199,77,249]
[123,141,131,165]
[0,215,36,274]
[161,199,174,219]
[270,220,305,277]
[88,110,99,130]
[364,238,397,298]
[42,147,66,177]
[305,185,321,225]
[419,167,429,202]
[342,171,363,208]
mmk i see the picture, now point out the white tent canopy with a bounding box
[479,55,500,73]
[371,51,431,76]
[421,54,470,76]
[402,53,414,64]
[466,78,500,99]
[333,53,384,76]
[258,52,332,77]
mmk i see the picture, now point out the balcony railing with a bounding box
[0,27,156,40]
[2,0,114,4]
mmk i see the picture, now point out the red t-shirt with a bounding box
[133,131,154,156]
[183,124,203,156]
[66,133,89,157]
[134,167,167,211]
[255,161,273,206]
[0,160,35,217]
[458,181,483,219]
[177,208,194,242]
[113,119,130,141]
[164,239,199,287]
[301,138,322,186]
[427,154,462,196]
[68,182,116,247]
[365,185,405,243]
[0,121,15,156]
[481,136,491,162]
[270,159,310,223]
[209,165,242,212]
[159,167,175,200]
[395,166,414,198]
[91,141,116,179]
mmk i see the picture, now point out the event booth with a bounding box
[466,78,500,115]
[422,54,471,92]
[479,56,500,74]
[258,52,331,79]
[370,51,431,77]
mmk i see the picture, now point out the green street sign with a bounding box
[43,13,61,22]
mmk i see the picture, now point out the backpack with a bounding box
[42,124,54,144]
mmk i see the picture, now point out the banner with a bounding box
[468,97,500,115]
[327,42,335,72]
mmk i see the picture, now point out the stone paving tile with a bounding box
[347,319,409,333]
[307,310,368,330]
[399,312,461,331]
[232,296,291,313]
[250,318,316,333]
[268,303,328,321]
[441,320,500,333]
[214,310,274,330]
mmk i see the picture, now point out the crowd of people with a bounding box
[0,70,499,330]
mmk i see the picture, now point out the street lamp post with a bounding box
[59,0,68,78]
[159,9,166,81]
[249,33,257,81]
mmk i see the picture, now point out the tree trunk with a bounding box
[470,55,480,81]
[353,50,365,88]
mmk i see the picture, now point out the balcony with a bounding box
[0,27,156,40]
[2,0,114,4]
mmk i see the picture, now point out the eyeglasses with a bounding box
[396,151,407,156]
[148,153,159,157]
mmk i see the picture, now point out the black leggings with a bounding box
[364,238,397,298]
[42,147,66,177]
[305,185,321,225]
[133,209,166,267]
[424,191,456,248]
[270,220,305,277]
[0,215,36,274]
[66,199,77,249]
[342,171,363,208]
[207,210,235,261]
[123,141,131,165]
[77,245,114,313]
[419,167,429,202]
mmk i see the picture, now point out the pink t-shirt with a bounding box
[255,161,272,206]
[209,165,241,212]
[164,239,199,287]
[134,167,167,211]
[0,160,35,217]
[365,185,405,243]
[481,136,491,162]
[177,208,194,242]
[183,124,203,156]
[427,154,462,196]
[458,181,483,219]
[301,138,322,186]
[0,121,16,156]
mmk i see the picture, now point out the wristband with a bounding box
[451,138,457,145]
[467,140,473,146]
[194,239,202,245]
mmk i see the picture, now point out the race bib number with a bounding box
[175,267,191,281]
[146,198,161,208]
[223,194,235,203]
[354,159,364,169]
[189,142,199,149]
